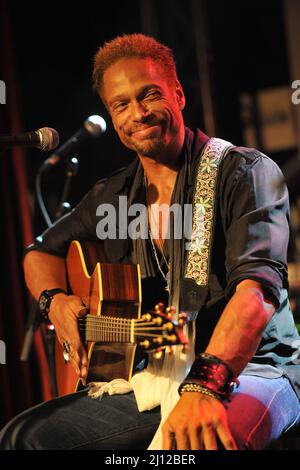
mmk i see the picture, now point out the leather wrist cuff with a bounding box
[179,352,239,401]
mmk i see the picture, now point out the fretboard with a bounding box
[79,314,133,343]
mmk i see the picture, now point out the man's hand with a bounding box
[162,392,237,450]
[49,293,88,383]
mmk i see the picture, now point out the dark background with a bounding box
[0,0,298,426]
[7,0,291,225]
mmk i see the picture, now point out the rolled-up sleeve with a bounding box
[220,150,289,308]
[25,180,105,258]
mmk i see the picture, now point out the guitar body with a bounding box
[55,240,142,396]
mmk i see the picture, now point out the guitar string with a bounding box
[78,332,173,338]
[77,332,173,342]
[77,322,174,328]
[78,320,174,329]
[80,323,173,329]
[79,313,170,318]
[80,315,159,320]
[79,317,171,325]
[79,319,173,324]
[80,318,168,325]
[80,316,170,324]
[78,327,173,332]
[81,334,172,338]
[78,327,175,333]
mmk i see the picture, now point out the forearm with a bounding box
[23,250,67,300]
[205,280,276,377]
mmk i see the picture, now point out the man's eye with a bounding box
[113,102,127,112]
[144,91,160,99]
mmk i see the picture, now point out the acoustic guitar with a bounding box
[55,240,187,396]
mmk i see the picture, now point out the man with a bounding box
[1,33,300,450]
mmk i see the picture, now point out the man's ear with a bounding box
[175,80,186,110]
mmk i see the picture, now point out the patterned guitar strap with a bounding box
[146,137,237,451]
[181,137,235,316]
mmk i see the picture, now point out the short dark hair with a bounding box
[93,33,178,100]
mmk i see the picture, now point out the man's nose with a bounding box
[131,100,149,121]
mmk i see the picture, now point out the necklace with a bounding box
[144,175,170,292]
[148,226,170,292]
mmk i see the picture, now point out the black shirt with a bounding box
[26,128,300,400]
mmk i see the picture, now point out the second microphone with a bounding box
[40,115,107,173]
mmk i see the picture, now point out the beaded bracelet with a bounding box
[178,383,223,402]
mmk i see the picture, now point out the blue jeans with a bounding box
[0,375,300,449]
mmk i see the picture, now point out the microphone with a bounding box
[0,127,59,151]
[40,115,106,173]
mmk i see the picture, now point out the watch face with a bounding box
[39,294,48,311]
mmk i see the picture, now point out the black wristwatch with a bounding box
[38,288,67,321]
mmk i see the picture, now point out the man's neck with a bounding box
[139,152,180,205]
[142,155,178,180]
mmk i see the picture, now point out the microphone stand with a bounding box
[55,157,79,219]
[20,155,79,399]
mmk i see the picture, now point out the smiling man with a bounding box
[1,33,300,450]
[103,56,185,160]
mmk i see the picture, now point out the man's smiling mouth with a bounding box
[131,124,161,137]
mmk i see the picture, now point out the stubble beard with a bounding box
[126,120,175,158]
[131,136,167,158]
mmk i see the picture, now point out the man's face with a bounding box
[102,57,185,158]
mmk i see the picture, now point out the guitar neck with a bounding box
[80,314,133,343]
[78,313,181,350]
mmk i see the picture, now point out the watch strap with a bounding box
[46,288,67,298]
[38,288,67,321]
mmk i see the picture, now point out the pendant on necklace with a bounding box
[165,271,170,292]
